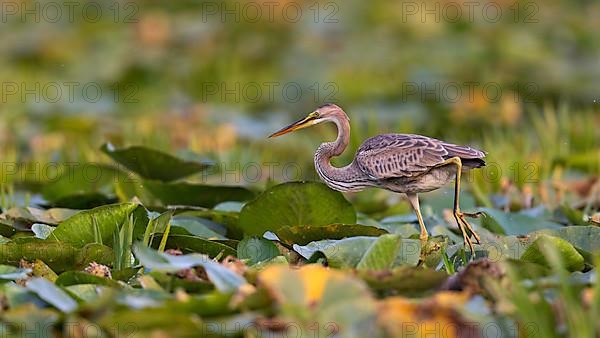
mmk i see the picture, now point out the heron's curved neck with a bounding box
[319,116,350,159]
[314,115,368,191]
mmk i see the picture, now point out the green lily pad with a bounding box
[149,271,214,293]
[101,143,212,182]
[356,234,403,270]
[65,284,106,303]
[5,207,78,226]
[237,237,280,265]
[49,192,117,210]
[55,271,122,288]
[51,203,145,247]
[150,234,236,258]
[520,235,585,272]
[240,182,356,236]
[0,239,113,273]
[144,180,255,208]
[480,208,562,235]
[293,236,421,269]
[0,222,17,237]
[357,266,448,296]
[530,226,600,255]
[170,216,227,239]
[41,163,125,201]
[175,209,243,240]
[272,223,388,246]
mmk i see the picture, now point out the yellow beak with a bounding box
[268,116,316,138]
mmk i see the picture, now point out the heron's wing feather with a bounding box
[355,134,450,179]
[441,142,486,159]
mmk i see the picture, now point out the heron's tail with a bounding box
[462,158,486,169]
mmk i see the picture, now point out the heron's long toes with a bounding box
[461,211,486,219]
[454,211,481,248]
[459,223,475,256]
[465,237,475,259]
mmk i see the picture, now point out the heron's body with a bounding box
[270,104,485,252]
[316,133,485,194]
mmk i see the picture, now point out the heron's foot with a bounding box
[455,211,482,244]
[453,210,481,255]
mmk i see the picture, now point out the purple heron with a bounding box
[269,103,485,252]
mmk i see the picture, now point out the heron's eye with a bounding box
[310,111,320,119]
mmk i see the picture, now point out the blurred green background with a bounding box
[0,0,599,201]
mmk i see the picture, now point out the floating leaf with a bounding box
[175,209,244,239]
[214,201,245,212]
[29,260,59,282]
[0,265,31,281]
[2,304,60,335]
[5,207,78,226]
[480,208,562,235]
[52,203,144,247]
[0,240,113,273]
[240,182,356,236]
[531,226,600,255]
[378,292,476,337]
[101,143,212,182]
[150,234,236,258]
[49,192,117,210]
[55,271,122,288]
[293,236,421,268]
[32,223,55,239]
[148,272,214,293]
[26,278,78,312]
[41,163,125,201]
[237,237,280,265]
[520,235,585,272]
[65,284,105,303]
[358,266,448,296]
[272,223,387,246]
[170,216,227,239]
[0,222,16,237]
[133,243,246,292]
[144,181,254,208]
[356,234,403,270]
[256,264,380,337]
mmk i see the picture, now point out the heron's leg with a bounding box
[406,193,428,242]
[439,157,481,253]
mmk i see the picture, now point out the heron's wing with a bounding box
[440,142,486,159]
[355,134,450,179]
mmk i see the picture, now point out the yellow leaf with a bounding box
[378,291,475,338]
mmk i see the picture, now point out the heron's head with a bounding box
[269,103,347,138]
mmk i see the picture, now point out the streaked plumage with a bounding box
[270,103,485,253]
[355,134,485,192]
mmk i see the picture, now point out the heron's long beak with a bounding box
[268,116,316,138]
